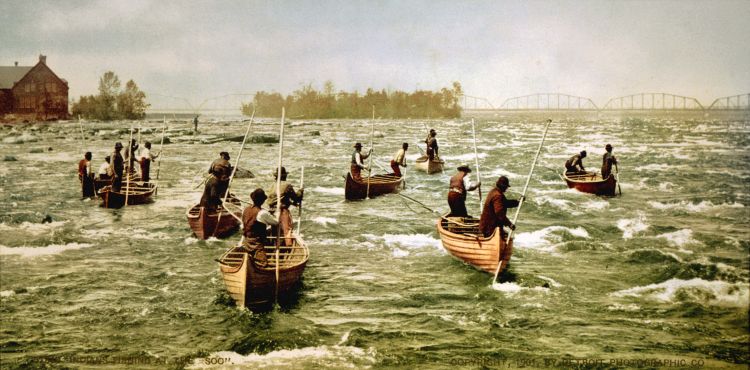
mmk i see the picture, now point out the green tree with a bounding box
[117,79,149,119]
[96,71,120,120]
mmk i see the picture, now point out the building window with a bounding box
[46,83,57,93]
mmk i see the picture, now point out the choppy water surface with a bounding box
[1,116,748,369]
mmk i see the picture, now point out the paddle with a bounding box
[124,127,134,207]
[366,106,375,199]
[156,117,167,180]
[297,166,304,235]
[471,118,482,214]
[274,107,286,306]
[78,115,85,155]
[212,110,256,237]
[492,118,552,283]
[615,163,622,195]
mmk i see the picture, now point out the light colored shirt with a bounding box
[257,209,279,226]
[98,162,111,176]
[139,148,158,161]
[392,148,406,166]
[463,173,477,189]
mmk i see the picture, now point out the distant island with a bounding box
[241,81,463,119]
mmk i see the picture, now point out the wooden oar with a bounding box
[396,192,473,227]
[471,118,482,214]
[297,166,304,235]
[212,110,256,237]
[274,107,286,306]
[125,127,134,207]
[78,115,85,154]
[156,117,167,180]
[492,118,552,283]
[615,163,622,195]
[366,106,375,199]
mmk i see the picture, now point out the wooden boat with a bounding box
[415,155,445,174]
[94,170,140,194]
[436,216,513,274]
[186,195,242,239]
[98,182,157,208]
[218,235,309,307]
[561,170,617,196]
[344,172,403,200]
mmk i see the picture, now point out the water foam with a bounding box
[311,186,345,196]
[656,229,701,248]
[612,278,749,308]
[0,242,94,257]
[617,213,648,239]
[514,226,590,251]
[187,346,376,369]
[490,282,549,295]
[313,217,337,226]
[648,200,744,213]
[0,221,67,235]
[363,233,442,250]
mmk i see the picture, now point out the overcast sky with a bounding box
[2,0,748,108]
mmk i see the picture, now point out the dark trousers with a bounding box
[350,164,363,181]
[140,159,151,183]
[447,192,468,217]
[80,174,95,197]
[113,172,123,192]
[390,160,402,177]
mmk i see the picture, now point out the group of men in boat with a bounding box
[565,144,618,178]
[77,139,160,198]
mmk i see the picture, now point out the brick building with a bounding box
[0,55,69,120]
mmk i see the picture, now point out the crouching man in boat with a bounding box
[447,164,481,217]
[78,151,95,198]
[390,143,408,177]
[601,144,618,179]
[112,142,125,192]
[425,129,439,160]
[137,141,160,183]
[266,167,304,246]
[200,152,232,210]
[479,176,520,238]
[241,188,279,266]
[565,150,587,174]
[97,155,113,181]
[350,142,371,181]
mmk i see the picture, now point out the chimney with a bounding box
[39,54,46,64]
[14,61,18,66]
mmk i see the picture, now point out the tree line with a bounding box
[241,81,463,118]
[71,71,149,120]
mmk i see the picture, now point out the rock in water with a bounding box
[4,155,17,161]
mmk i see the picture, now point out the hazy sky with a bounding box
[2,0,748,108]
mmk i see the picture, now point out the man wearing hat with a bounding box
[425,129,439,160]
[241,188,279,266]
[390,143,409,177]
[200,152,233,210]
[601,144,618,179]
[112,142,125,192]
[479,176,520,238]
[266,166,304,246]
[565,150,587,174]
[350,142,371,181]
[137,141,160,183]
[447,164,481,217]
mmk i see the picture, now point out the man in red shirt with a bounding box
[479,176,520,238]
[77,152,95,198]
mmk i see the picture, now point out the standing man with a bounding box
[78,152,95,198]
[601,144,618,179]
[112,142,125,192]
[241,188,279,266]
[447,164,481,217]
[193,115,200,133]
[425,129,439,160]
[200,152,232,209]
[479,176,521,238]
[137,141,160,183]
[565,150,587,174]
[266,167,304,246]
[350,142,371,181]
[124,138,139,176]
[390,143,408,177]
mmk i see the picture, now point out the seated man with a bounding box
[97,155,113,180]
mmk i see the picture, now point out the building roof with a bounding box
[0,66,33,89]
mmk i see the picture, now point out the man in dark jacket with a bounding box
[447,164,480,217]
[112,142,125,192]
[266,166,304,246]
[200,152,233,209]
[241,188,279,266]
[601,144,618,179]
[565,150,587,174]
[479,176,520,238]
[425,129,439,160]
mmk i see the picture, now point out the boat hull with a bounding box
[562,171,617,196]
[98,182,156,208]
[415,155,444,174]
[344,172,403,200]
[436,216,512,274]
[186,197,242,239]
[219,235,309,308]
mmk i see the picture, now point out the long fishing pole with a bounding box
[366,106,375,199]
[615,163,622,196]
[492,118,552,283]
[297,166,304,235]
[156,117,167,180]
[124,127,134,207]
[212,110,256,237]
[471,119,482,214]
[274,107,286,306]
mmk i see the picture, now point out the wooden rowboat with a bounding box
[186,195,242,239]
[561,170,617,196]
[94,171,140,194]
[415,155,444,174]
[436,216,513,274]
[344,172,403,200]
[98,182,156,208]
[218,235,309,308]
